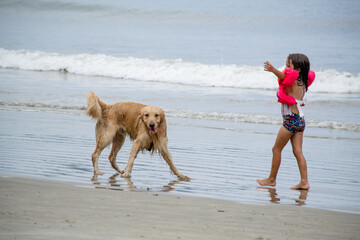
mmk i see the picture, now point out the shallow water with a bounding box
[0,69,359,214]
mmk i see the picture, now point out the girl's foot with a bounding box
[290,182,310,190]
[256,178,276,187]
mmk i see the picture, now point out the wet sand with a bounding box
[1,108,360,213]
[1,176,359,240]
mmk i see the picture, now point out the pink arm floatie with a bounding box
[277,69,298,105]
[277,69,316,105]
[308,70,315,87]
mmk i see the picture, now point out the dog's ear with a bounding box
[136,110,144,128]
[158,109,167,137]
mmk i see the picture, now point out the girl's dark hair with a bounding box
[287,53,310,91]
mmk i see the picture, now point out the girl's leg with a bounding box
[256,126,293,186]
[290,132,310,190]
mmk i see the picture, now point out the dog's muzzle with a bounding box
[149,122,157,134]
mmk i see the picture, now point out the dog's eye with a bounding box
[145,114,149,117]
[155,114,159,118]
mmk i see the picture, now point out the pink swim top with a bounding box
[277,68,315,106]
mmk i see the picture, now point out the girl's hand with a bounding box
[264,61,274,72]
[264,61,285,80]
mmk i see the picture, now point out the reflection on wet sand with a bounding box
[295,190,308,206]
[257,187,308,206]
[257,187,280,204]
[91,173,181,192]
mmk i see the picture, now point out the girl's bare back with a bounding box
[287,82,305,114]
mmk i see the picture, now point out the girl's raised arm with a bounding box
[264,61,285,80]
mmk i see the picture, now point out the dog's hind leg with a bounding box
[109,132,126,174]
[92,122,115,175]
[92,142,107,175]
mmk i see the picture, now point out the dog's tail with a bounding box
[86,92,107,119]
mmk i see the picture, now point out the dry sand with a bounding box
[1,177,359,240]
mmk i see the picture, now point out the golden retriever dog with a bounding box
[86,92,190,181]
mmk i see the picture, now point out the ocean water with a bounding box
[0,0,360,213]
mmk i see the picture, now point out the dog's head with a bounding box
[141,105,166,136]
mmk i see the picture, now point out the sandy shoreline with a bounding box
[2,109,360,213]
[0,176,359,240]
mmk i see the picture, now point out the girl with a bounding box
[256,53,315,190]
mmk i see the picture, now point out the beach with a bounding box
[1,68,360,214]
[1,0,360,239]
[1,176,359,240]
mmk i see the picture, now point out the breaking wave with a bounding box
[1,48,359,93]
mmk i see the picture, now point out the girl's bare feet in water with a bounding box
[290,181,310,190]
[256,178,276,187]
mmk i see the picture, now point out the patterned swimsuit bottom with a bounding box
[281,103,305,133]
[283,113,305,133]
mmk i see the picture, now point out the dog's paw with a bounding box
[94,170,104,175]
[121,172,131,178]
[178,174,191,181]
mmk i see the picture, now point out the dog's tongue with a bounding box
[150,129,157,134]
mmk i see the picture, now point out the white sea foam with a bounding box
[1,101,359,132]
[1,48,359,93]
[164,108,360,132]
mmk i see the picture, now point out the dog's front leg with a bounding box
[160,147,191,181]
[122,139,141,178]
